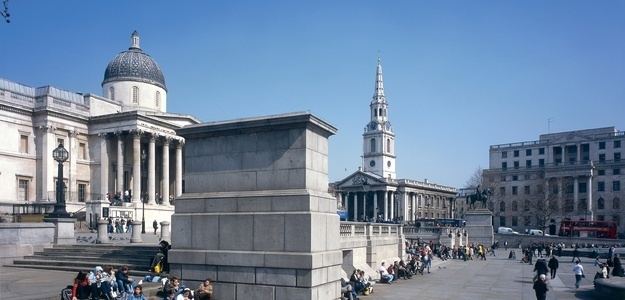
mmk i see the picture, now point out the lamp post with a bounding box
[51,143,70,218]
[140,149,146,234]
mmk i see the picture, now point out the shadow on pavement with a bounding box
[574,289,600,300]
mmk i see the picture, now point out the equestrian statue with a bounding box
[465,185,491,210]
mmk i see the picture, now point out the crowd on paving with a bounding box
[63,241,213,300]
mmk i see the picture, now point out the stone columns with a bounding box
[160,220,171,243]
[373,192,378,221]
[117,133,124,194]
[389,192,394,221]
[96,219,109,244]
[362,192,367,220]
[39,126,55,201]
[354,192,359,221]
[132,131,141,204]
[345,192,350,219]
[147,135,156,205]
[411,193,416,221]
[383,192,389,221]
[68,131,78,202]
[175,141,183,197]
[162,138,170,206]
[99,134,109,197]
[573,177,579,211]
[588,175,594,221]
[130,220,142,243]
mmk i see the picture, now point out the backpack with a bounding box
[60,285,72,300]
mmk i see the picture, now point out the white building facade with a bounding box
[483,127,625,234]
[332,60,456,223]
[0,32,199,224]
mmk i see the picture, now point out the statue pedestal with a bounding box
[44,217,76,245]
[464,209,493,247]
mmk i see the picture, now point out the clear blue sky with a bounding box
[2,1,625,187]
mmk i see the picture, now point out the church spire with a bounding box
[372,57,385,102]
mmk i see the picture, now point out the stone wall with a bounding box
[0,222,55,263]
[494,233,625,248]
[172,113,341,300]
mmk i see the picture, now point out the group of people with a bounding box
[157,276,213,300]
[107,217,133,234]
[67,265,140,300]
[341,269,374,300]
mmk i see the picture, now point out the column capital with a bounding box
[176,138,185,148]
[161,136,173,145]
[149,133,158,142]
[97,132,110,139]
[69,130,79,137]
[130,129,144,137]
[38,125,55,133]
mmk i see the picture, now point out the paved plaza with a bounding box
[370,254,599,300]
[0,252,611,299]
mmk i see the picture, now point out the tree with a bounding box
[465,167,483,188]
[528,193,559,235]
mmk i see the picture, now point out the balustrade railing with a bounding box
[339,221,404,239]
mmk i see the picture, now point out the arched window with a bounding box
[499,201,506,212]
[511,200,518,211]
[374,108,378,117]
[614,197,620,209]
[564,199,574,212]
[132,86,139,103]
[155,91,161,107]
[488,201,494,211]
[386,139,391,153]
[109,86,115,100]
[578,199,587,210]
[598,197,605,210]
[370,138,376,153]
[378,108,382,117]
[524,199,530,211]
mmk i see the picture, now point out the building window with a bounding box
[155,91,161,107]
[511,200,518,211]
[499,187,506,196]
[57,138,64,146]
[513,150,519,157]
[526,160,532,168]
[500,216,506,227]
[78,183,87,202]
[564,199,574,212]
[598,197,605,210]
[524,199,530,211]
[615,168,621,175]
[578,198,587,210]
[524,216,531,226]
[613,215,620,226]
[19,135,28,153]
[597,215,605,221]
[538,159,544,167]
[598,169,605,176]
[132,86,139,103]
[501,176,506,182]
[79,143,86,160]
[488,201,494,211]
[109,86,115,100]
[614,197,620,210]
[526,149,532,156]
[539,148,545,155]
[615,153,621,162]
[579,182,587,193]
[524,185,530,195]
[599,154,606,162]
[370,138,376,153]
[512,216,518,226]
[512,175,518,181]
[598,181,605,192]
[500,201,506,212]
[17,178,29,201]
[599,141,606,150]
[615,140,621,149]
[512,186,518,195]
[502,151,507,158]
[613,181,620,192]
[502,162,507,170]
[386,139,391,153]
[513,161,519,169]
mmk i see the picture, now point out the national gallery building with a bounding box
[0,32,199,221]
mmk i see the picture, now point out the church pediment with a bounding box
[334,170,387,189]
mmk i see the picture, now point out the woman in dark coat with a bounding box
[612,257,625,277]
[533,274,548,300]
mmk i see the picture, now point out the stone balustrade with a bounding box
[339,222,403,239]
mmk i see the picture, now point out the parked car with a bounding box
[528,229,544,236]
[497,227,520,235]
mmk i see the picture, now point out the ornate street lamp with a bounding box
[140,149,147,234]
[51,143,69,217]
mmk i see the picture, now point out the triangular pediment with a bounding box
[333,170,387,189]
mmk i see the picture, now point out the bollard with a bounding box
[160,221,170,243]
[96,219,109,244]
[130,220,142,243]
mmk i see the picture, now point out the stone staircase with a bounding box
[8,244,159,276]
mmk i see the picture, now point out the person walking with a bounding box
[533,274,548,300]
[571,245,581,263]
[572,260,585,289]
[152,220,158,235]
[548,256,559,279]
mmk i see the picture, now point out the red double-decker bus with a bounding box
[559,220,617,239]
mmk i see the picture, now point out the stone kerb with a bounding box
[173,112,341,300]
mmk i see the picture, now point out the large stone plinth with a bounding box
[173,113,341,300]
[464,209,493,247]
[43,217,76,245]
